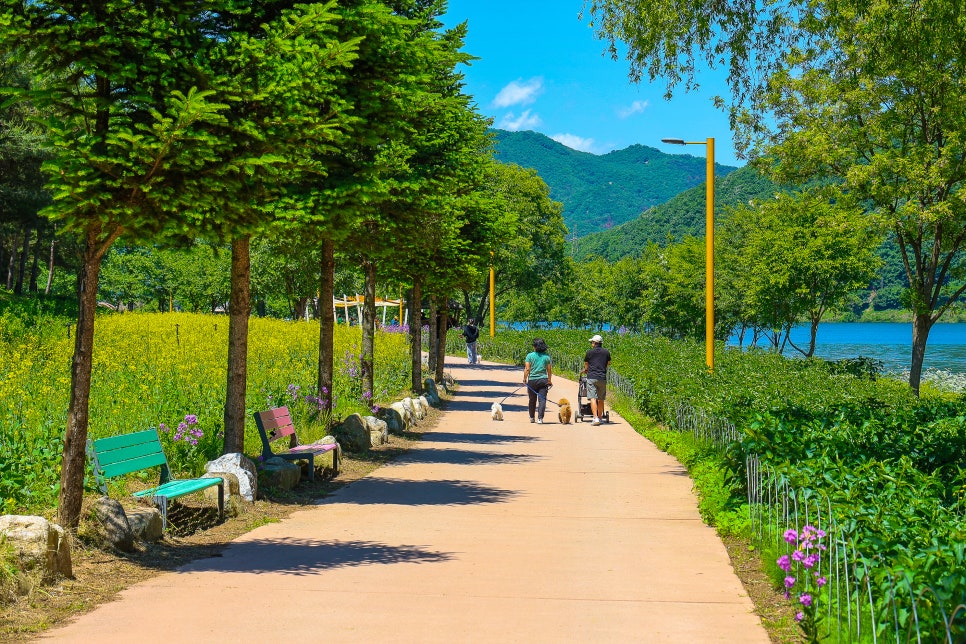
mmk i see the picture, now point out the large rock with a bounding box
[411,396,425,419]
[377,406,406,433]
[423,378,441,405]
[126,507,163,542]
[418,395,431,414]
[259,457,300,490]
[363,416,389,446]
[202,472,242,518]
[337,413,372,452]
[0,515,73,579]
[91,497,135,552]
[402,397,417,424]
[205,453,258,502]
[389,401,411,428]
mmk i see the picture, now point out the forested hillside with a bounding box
[491,129,738,235]
[574,166,780,261]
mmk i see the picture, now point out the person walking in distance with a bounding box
[461,318,480,365]
[523,337,553,424]
[581,334,611,426]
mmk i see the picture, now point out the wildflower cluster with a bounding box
[159,414,203,446]
[158,413,215,475]
[777,525,827,639]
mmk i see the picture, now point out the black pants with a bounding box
[527,378,549,420]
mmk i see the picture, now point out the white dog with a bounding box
[490,402,504,421]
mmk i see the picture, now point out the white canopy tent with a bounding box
[332,295,406,326]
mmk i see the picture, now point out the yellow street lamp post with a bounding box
[661,137,715,372]
[489,251,495,337]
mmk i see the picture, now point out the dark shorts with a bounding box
[586,379,606,401]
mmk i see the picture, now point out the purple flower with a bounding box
[816,576,827,587]
[792,550,805,562]
[783,529,798,544]
[777,555,792,572]
[184,414,198,425]
[159,422,169,433]
[795,612,804,622]
[803,553,820,569]
[784,576,796,589]
[799,593,812,608]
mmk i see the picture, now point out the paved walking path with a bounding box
[43,358,768,643]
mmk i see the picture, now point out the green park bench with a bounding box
[87,428,224,529]
[253,406,339,482]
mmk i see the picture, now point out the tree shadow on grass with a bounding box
[177,539,452,575]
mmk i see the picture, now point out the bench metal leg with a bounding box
[153,495,169,530]
[307,455,315,481]
[217,482,224,520]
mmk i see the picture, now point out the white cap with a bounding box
[589,334,603,343]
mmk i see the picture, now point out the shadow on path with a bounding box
[444,400,528,413]
[179,539,452,575]
[329,478,518,506]
[391,448,542,466]
[424,431,539,445]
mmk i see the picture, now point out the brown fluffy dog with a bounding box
[558,398,572,424]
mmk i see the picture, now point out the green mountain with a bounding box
[574,165,782,261]
[491,129,738,236]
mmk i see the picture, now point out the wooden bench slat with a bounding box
[91,429,162,454]
[132,478,222,499]
[99,452,168,479]
[93,440,165,467]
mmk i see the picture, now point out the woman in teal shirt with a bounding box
[523,338,553,424]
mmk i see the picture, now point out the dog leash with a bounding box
[524,382,561,408]
[497,385,526,405]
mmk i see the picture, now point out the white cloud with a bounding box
[618,100,650,118]
[492,78,543,108]
[499,110,542,131]
[551,133,596,153]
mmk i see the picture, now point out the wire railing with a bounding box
[747,455,965,643]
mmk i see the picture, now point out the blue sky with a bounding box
[440,1,743,167]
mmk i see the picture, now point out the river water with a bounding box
[729,322,966,375]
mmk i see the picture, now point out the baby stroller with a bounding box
[574,375,610,423]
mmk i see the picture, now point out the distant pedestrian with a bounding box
[581,334,611,426]
[461,318,480,364]
[523,337,553,424]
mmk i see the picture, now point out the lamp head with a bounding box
[661,138,686,145]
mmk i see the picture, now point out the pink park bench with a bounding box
[252,406,339,482]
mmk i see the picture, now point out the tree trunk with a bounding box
[29,228,42,293]
[6,228,20,290]
[909,312,933,396]
[806,316,819,358]
[317,239,335,411]
[427,295,438,375]
[45,235,55,295]
[293,297,308,321]
[223,236,251,455]
[14,224,30,295]
[58,223,119,530]
[361,258,376,404]
[410,280,423,394]
[436,303,448,382]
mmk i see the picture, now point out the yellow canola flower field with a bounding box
[0,312,412,513]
